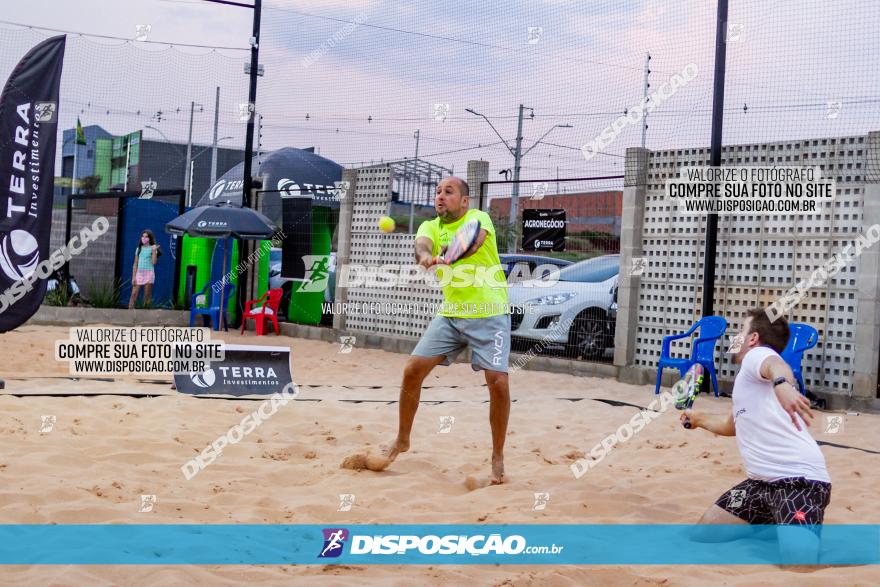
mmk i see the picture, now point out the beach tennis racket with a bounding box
[439,219,480,264]
[673,363,704,429]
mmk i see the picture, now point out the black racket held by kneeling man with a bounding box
[439,219,481,264]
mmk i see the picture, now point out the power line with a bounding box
[233,95,880,125]
[419,142,508,158]
[63,94,880,128]
[257,112,524,122]
[538,140,626,159]
[338,141,508,164]
[247,122,511,146]
[0,19,249,51]
[60,102,879,161]
[455,98,880,120]
[197,0,254,8]
[65,106,512,150]
[262,5,662,74]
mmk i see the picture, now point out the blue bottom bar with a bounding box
[0,525,877,565]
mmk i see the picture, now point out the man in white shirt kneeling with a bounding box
[683,308,830,563]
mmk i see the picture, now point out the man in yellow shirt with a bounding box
[374,176,511,484]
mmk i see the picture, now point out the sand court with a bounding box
[0,325,878,584]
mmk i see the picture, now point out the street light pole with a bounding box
[192,138,234,161]
[408,129,420,233]
[144,124,178,147]
[189,137,233,201]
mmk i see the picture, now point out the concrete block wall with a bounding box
[333,161,489,340]
[614,148,649,372]
[50,208,119,299]
[615,132,880,407]
[468,160,489,210]
[334,164,441,339]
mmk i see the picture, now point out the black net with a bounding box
[0,23,250,205]
[2,2,878,374]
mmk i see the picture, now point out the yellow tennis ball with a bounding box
[378,216,395,233]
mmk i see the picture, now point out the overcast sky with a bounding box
[3,0,877,193]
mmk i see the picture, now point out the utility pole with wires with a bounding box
[510,104,526,246]
[465,106,573,252]
[408,129,420,233]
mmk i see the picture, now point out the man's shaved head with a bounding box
[435,176,470,222]
[445,176,469,197]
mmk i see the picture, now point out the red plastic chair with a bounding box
[241,288,283,335]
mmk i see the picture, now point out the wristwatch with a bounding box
[772,376,795,388]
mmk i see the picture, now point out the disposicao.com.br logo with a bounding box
[318,528,563,558]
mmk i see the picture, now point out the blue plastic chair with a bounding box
[190,281,236,331]
[190,238,236,331]
[655,316,728,397]
[780,322,818,396]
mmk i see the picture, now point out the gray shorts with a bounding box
[412,314,511,372]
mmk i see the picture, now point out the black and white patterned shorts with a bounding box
[715,477,831,525]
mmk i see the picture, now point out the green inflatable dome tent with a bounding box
[182,147,343,325]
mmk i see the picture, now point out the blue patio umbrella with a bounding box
[165,202,277,239]
[165,203,278,329]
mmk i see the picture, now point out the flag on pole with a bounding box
[75,116,86,145]
[0,35,66,331]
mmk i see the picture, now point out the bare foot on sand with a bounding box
[490,454,505,485]
[366,438,409,471]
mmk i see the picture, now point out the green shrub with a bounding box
[87,278,123,308]
[44,283,73,307]
[490,212,520,252]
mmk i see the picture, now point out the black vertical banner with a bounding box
[0,36,66,331]
[522,209,566,251]
[281,195,312,279]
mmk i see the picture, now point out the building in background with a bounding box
[57,124,113,201]
[131,132,245,199]
[57,125,245,206]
